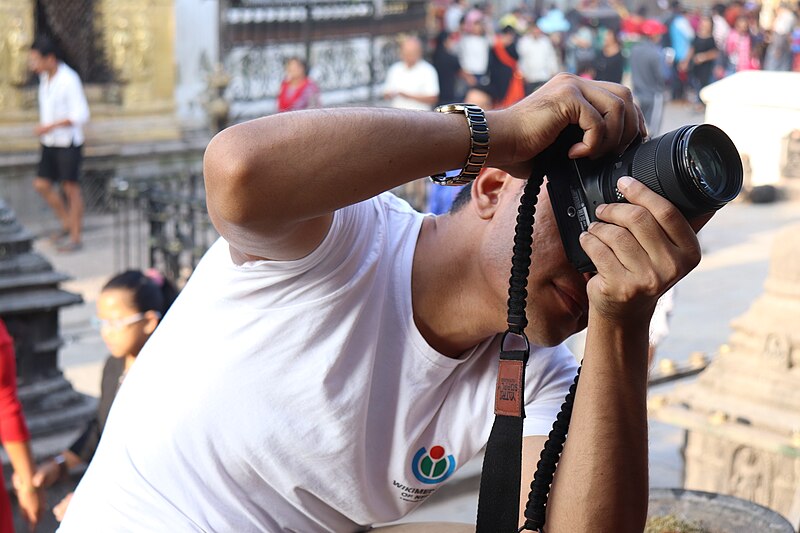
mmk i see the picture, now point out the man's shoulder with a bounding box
[417,60,438,73]
[57,63,86,88]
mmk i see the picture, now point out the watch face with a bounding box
[435,104,466,113]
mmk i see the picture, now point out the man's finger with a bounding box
[587,82,647,153]
[585,221,651,273]
[614,177,701,249]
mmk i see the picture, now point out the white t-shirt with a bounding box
[38,62,90,147]
[458,35,491,76]
[517,35,559,84]
[59,193,578,532]
[383,60,440,111]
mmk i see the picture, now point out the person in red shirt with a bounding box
[0,319,43,531]
[277,57,320,113]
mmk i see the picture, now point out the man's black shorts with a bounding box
[37,144,83,183]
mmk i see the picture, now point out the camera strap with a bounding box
[475,147,581,533]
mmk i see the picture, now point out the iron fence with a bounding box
[110,174,217,287]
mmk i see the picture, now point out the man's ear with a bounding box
[471,168,513,220]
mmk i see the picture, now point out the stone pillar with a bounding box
[651,222,800,527]
[0,199,95,444]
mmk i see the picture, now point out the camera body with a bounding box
[544,124,743,273]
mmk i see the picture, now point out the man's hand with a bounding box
[579,176,704,325]
[33,459,62,489]
[488,73,646,178]
[34,124,52,136]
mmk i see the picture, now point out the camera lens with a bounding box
[622,124,743,217]
[687,144,724,196]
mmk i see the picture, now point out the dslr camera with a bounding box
[544,124,743,272]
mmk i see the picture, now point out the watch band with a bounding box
[430,103,489,186]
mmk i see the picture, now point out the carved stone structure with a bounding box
[652,222,800,527]
[0,198,95,445]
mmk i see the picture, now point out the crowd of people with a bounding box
[426,0,800,117]
[375,0,800,213]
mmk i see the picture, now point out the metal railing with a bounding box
[110,174,217,286]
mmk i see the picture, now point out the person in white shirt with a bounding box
[28,35,90,253]
[458,18,492,86]
[59,74,715,532]
[383,36,440,111]
[517,23,560,94]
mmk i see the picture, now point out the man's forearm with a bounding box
[545,314,650,532]
[204,107,512,229]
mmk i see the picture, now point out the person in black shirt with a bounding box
[31,270,177,522]
[594,29,625,84]
[432,31,463,106]
[681,15,719,109]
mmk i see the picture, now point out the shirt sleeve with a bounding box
[67,74,90,127]
[0,324,30,444]
[384,64,400,93]
[522,344,580,437]
[69,417,102,463]
[70,356,121,462]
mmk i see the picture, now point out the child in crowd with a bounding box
[32,270,177,522]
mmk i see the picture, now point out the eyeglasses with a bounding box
[91,312,161,332]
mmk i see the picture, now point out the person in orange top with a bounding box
[0,319,43,531]
[488,26,526,109]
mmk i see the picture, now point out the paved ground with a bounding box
[13,100,800,526]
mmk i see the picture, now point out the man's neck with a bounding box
[411,214,501,358]
[45,62,59,79]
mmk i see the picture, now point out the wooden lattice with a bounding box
[36,0,112,83]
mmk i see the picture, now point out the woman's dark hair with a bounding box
[102,270,178,316]
[31,35,60,59]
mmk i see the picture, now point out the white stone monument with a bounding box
[700,71,800,193]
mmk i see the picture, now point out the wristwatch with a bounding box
[430,103,489,186]
[54,453,68,476]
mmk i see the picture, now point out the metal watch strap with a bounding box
[430,103,489,186]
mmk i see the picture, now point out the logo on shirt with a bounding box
[411,445,456,484]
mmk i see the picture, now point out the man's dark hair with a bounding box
[31,35,59,59]
[449,183,473,213]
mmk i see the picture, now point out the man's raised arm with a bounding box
[203,74,644,261]
[203,107,495,260]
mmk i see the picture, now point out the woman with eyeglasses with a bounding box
[32,269,177,522]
